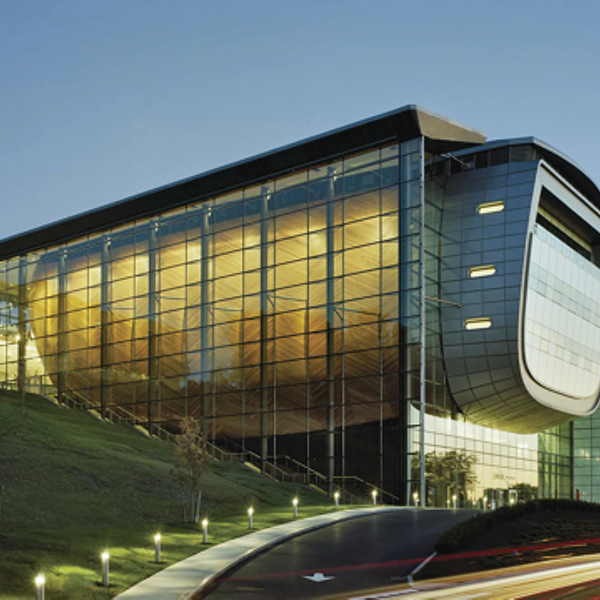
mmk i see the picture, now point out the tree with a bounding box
[513,482,538,502]
[414,450,478,507]
[173,417,210,523]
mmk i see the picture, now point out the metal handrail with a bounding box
[36,388,393,506]
[333,475,400,504]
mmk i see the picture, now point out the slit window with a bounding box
[469,265,496,278]
[464,318,492,331]
[477,201,504,215]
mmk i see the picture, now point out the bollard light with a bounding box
[371,489,378,506]
[452,494,457,509]
[293,497,298,518]
[334,491,340,510]
[202,518,208,544]
[35,574,45,600]
[101,551,110,587]
[154,533,161,563]
[483,495,488,511]
[413,492,419,507]
[248,507,254,530]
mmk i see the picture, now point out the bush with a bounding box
[435,499,600,554]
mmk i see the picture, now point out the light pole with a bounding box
[202,518,208,543]
[35,574,45,600]
[154,533,161,563]
[101,552,110,587]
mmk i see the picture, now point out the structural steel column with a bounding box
[326,167,336,496]
[100,238,110,418]
[148,224,158,431]
[57,250,67,405]
[200,209,210,441]
[260,187,270,473]
[418,137,426,508]
[17,257,27,393]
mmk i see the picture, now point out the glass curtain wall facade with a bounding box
[1,142,407,497]
[0,123,576,505]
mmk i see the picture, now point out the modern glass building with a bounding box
[1,105,598,506]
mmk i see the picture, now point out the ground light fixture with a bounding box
[101,551,110,587]
[413,492,419,507]
[154,533,161,563]
[371,489,378,506]
[484,495,488,511]
[334,491,340,510]
[202,518,208,544]
[293,497,298,518]
[35,574,45,600]
[452,494,457,509]
[248,507,254,529]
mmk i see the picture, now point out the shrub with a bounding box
[435,499,600,554]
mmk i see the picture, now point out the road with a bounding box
[352,555,600,600]
[201,508,477,599]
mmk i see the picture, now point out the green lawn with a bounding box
[0,392,337,599]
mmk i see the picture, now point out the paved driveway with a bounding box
[203,508,477,599]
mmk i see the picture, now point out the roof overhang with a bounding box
[0,105,486,259]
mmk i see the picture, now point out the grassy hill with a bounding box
[0,391,333,599]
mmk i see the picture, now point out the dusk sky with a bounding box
[1,0,599,241]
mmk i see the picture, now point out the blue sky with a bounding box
[1,0,599,240]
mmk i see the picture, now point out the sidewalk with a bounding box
[116,505,405,599]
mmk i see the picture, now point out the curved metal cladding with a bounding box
[439,146,600,434]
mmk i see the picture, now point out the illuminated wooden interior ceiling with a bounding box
[27,187,401,437]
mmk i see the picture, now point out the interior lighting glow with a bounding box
[464,318,492,331]
[469,265,496,278]
[477,201,505,214]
